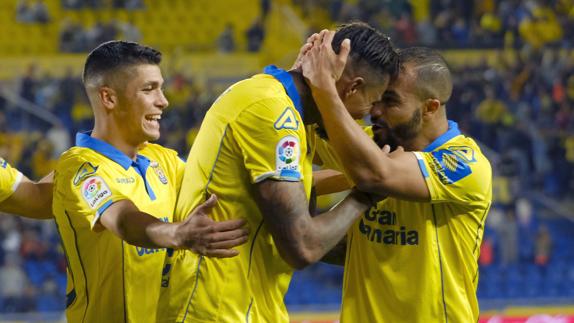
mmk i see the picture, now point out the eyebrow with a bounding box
[142,80,163,88]
[382,90,400,100]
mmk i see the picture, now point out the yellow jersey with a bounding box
[53,133,184,323]
[341,121,492,323]
[163,66,314,323]
[0,157,23,203]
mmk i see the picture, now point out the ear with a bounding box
[343,76,366,99]
[98,86,117,111]
[423,98,441,117]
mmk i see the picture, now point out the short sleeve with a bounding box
[65,161,129,229]
[414,147,491,204]
[0,158,23,203]
[232,99,306,183]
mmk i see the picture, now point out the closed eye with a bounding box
[382,92,400,106]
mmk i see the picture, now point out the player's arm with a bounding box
[255,180,371,269]
[0,172,53,219]
[302,31,429,201]
[100,195,249,258]
[320,237,347,266]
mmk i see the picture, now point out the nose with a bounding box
[370,103,383,123]
[157,91,169,110]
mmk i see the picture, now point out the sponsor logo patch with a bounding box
[430,149,473,184]
[274,107,299,130]
[276,136,301,179]
[150,161,168,184]
[0,158,7,169]
[73,162,98,186]
[81,176,111,209]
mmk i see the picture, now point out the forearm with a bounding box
[306,191,368,261]
[102,202,178,249]
[0,177,53,219]
[258,181,368,269]
[119,211,178,248]
[321,237,347,266]
[312,88,389,190]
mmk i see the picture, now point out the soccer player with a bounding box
[52,41,249,323]
[302,35,493,322]
[0,158,52,219]
[161,22,399,323]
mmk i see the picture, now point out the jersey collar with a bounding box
[423,120,461,152]
[75,132,150,170]
[263,65,304,120]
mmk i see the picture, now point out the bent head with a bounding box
[332,22,399,119]
[371,47,452,145]
[83,41,169,145]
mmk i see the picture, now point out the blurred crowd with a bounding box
[297,0,574,49]
[451,49,574,201]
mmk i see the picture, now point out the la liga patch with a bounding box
[276,136,301,179]
[81,176,112,209]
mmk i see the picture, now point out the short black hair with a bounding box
[398,47,453,103]
[332,22,399,83]
[82,40,162,85]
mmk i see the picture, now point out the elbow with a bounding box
[354,169,387,194]
[283,248,320,270]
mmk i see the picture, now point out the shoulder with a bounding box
[140,143,179,160]
[424,136,492,197]
[0,157,21,177]
[55,147,114,188]
[139,143,182,169]
[222,76,297,119]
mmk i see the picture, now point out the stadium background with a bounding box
[0,0,573,322]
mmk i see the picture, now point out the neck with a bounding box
[91,119,139,160]
[402,117,449,151]
[288,70,322,125]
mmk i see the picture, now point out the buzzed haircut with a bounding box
[82,40,162,85]
[399,47,453,104]
[332,22,400,83]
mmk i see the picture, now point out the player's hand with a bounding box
[175,195,249,257]
[348,188,386,209]
[291,33,320,71]
[301,29,351,93]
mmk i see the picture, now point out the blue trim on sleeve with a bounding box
[76,132,156,200]
[263,65,304,120]
[416,157,429,178]
[279,169,301,180]
[423,120,461,152]
[96,199,114,217]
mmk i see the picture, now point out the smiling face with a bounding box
[114,64,168,145]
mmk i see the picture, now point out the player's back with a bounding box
[170,72,313,323]
[53,140,182,323]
